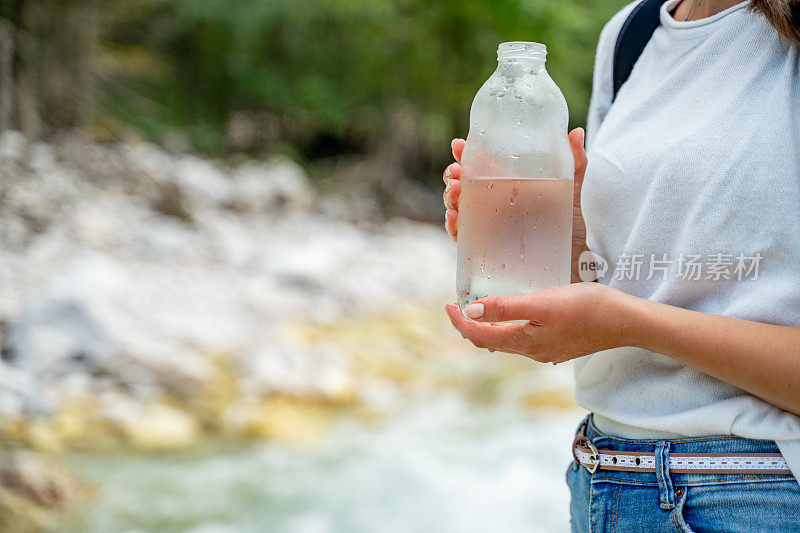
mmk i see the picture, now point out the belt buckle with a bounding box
[572,420,601,474]
[583,439,601,473]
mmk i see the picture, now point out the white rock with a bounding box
[0,130,26,161]
[173,154,234,208]
[232,157,313,212]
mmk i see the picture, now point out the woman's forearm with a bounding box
[623,295,800,416]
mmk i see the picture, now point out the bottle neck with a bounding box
[496,41,547,75]
[496,57,546,76]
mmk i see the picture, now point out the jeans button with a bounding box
[675,487,685,498]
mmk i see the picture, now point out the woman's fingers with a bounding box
[445,304,534,355]
[451,138,466,163]
[462,293,552,323]
[568,127,587,185]
[443,178,461,210]
[443,162,461,185]
[443,139,465,241]
[445,209,458,240]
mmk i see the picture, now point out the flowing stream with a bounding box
[64,399,582,533]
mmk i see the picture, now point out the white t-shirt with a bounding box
[575,0,800,481]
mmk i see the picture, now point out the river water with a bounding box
[65,399,583,533]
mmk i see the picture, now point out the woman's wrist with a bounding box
[605,287,653,350]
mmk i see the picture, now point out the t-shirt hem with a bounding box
[775,440,800,485]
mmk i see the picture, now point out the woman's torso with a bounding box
[574,0,800,479]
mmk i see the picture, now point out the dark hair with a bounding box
[750,0,800,45]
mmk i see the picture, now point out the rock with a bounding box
[0,450,89,532]
[0,130,26,163]
[172,154,234,209]
[220,397,329,445]
[5,298,115,378]
[237,342,354,401]
[0,362,45,419]
[103,400,201,451]
[232,157,313,212]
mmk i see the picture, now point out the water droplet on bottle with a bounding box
[510,154,519,160]
[516,118,523,125]
[510,196,516,205]
[538,193,542,199]
[487,182,494,190]
[479,129,486,136]
[499,263,506,269]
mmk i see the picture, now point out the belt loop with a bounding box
[655,442,675,509]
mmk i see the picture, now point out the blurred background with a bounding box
[0,1,624,531]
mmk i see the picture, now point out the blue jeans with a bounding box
[566,415,800,532]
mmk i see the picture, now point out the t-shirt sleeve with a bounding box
[586,1,642,149]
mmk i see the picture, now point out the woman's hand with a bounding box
[445,282,635,364]
[442,129,589,283]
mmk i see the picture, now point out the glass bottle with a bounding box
[457,41,574,313]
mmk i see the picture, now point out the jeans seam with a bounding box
[592,479,660,486]
[670,487,693,533]
[588,469,595,533]
[670,508,684,533]
[674,477,798,487]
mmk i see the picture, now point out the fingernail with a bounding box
[465,303,484,319]
[444,166,452,178]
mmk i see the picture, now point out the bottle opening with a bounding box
[497,41,546,62]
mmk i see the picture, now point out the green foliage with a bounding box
[87,1,627,174]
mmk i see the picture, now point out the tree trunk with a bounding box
[0,19,13,133]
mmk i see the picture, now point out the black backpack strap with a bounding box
[612,0,669,101]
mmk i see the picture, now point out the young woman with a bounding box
[442,0,800,530]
